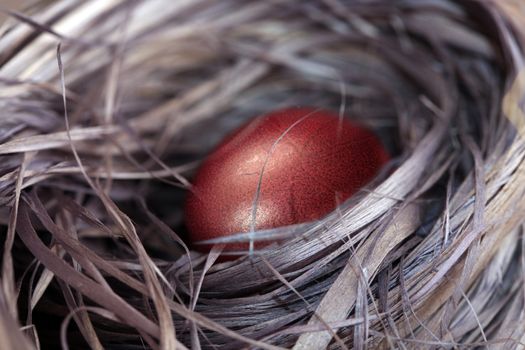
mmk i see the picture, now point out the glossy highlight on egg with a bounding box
[185,107,390,256]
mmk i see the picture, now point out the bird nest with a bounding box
[1,0,525,349]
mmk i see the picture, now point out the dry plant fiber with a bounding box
[0,0,525,349]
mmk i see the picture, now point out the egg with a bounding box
[185,107,390,256]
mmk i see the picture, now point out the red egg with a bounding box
[185,107,389,255]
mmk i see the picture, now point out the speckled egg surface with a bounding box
[185,107,390,253]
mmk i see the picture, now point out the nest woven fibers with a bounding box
[0,0,525,349]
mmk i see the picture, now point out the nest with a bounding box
[1,0,525,349]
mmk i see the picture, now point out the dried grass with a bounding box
[0,0,524,349]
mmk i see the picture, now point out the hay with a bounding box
[0,0,524,349]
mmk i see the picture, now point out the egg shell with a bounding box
[185,107,390,254]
